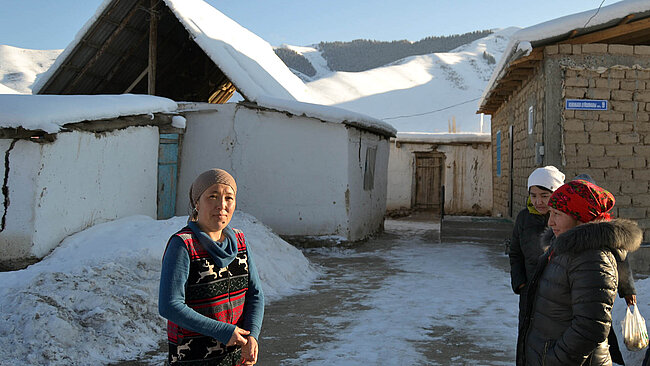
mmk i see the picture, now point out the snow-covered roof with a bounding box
[177,99,397,138]
[394,132,490,144]
[255,96,397,137]
[33,0,314,104]
[0,94,177,133]
[479,0,650,112]
[164,0,314,103]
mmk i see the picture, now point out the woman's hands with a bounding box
[226,326,250,347]
[240,336,259,365]
[226,327,259,365]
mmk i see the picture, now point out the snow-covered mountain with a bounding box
[0,45,61,94]
[282,28,518,133]
[0,28,515,132]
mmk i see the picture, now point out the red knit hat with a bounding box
[547,179,615,222]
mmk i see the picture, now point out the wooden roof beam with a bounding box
[97,32,149,92]
[561,16,650,45]
[619,14,635,25]
[148,0,158,95]
[504,73,534,81]
[510,48,543,65]
[124,68,148,93]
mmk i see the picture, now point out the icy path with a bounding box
[259,218,519,365]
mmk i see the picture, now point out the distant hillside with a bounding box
[304,28,517,133]
[0,45,60,94]
[274,48,317,77]
[275,30,493,75]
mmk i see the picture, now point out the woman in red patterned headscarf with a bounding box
[517,179,642,366]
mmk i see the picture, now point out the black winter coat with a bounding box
[518,219,642,366]
[510,208,548,294]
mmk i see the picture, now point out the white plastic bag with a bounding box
[622,305,650,351]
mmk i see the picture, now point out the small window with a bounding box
[496,130,502,177]
[363,147,377,190]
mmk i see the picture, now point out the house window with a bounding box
[364,147,377,190]
[496,130,502,177]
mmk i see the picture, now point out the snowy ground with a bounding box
[259,218,650,365]
[260,219,517,365]
[0,212,319,365]
[0,215,648,365]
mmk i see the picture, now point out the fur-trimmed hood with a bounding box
[541,218,642,260]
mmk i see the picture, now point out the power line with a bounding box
[382,97,482,120]
[583,0,606,29]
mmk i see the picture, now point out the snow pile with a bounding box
[0,212,318,365]
[305,28,517,133]
[171,115,186,129]
[0,94,178,133]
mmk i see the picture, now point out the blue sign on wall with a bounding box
[565,99,608,110]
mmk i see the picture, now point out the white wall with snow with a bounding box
[0,139,40,261]
[387,138,492,215]
[346,129,390,240]
[386,141,415,211]
[0,127,159,263]
[178,103,388,240]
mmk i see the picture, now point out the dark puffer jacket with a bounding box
[510,207,548,294]
[518,219,642,366]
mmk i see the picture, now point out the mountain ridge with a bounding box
[274,30,494,79]
[0,28,516,133]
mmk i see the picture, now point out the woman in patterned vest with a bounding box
[159,169,264,365]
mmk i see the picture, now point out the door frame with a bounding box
[412,151,445,211]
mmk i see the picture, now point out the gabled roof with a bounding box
[478,0,650,115]
[33,0,314,104]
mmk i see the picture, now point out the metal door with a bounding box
[157,133,179,219]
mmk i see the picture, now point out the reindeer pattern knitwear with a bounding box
[159,222,264,366]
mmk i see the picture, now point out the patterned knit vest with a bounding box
[166,227,249,366]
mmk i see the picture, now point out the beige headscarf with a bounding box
[189,169,237,220]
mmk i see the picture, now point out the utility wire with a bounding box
[382,97,482,120]
[383,0,606,122]
[583,0,606,29]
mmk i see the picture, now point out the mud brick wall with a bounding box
[491,64,545,218]
[491,43,650,240]
[559,44,650,240]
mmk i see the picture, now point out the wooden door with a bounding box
[414,153,444,211]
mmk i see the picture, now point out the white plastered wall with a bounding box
[438,144,492,215]
[178,104,352,237]
[0,126,159,263]
[386,141,416,211]
[0,139,40,261]
[387,141,492,215]
[346,128,390,241]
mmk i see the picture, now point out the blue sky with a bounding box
[0,0,613,49]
